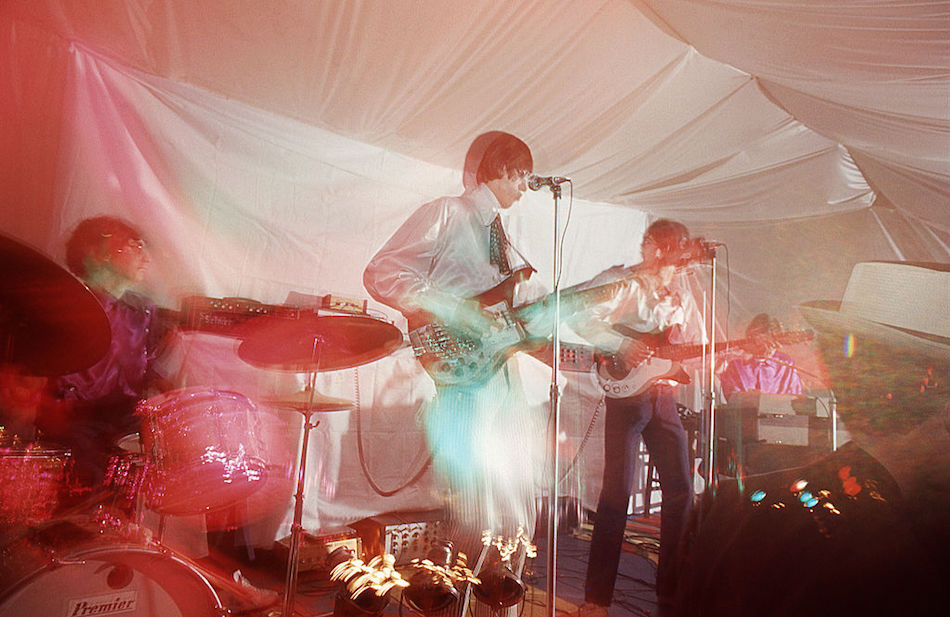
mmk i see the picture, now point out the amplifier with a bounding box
[350,510,445,565]
[726,391,823,416]
[179,296,293,336]
[275,526,362,574]
[718,407,831,448]
[180,294,370,337]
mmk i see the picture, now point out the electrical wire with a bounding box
[352,367,433,497]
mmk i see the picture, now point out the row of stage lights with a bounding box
[328,530,535,617]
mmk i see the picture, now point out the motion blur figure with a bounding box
[676,262,950,616]
[363,132,547,572]
[719,313,803,401]
[39,216,167,492]
[572,220,705,617]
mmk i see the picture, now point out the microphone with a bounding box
[527,174,571,191]
[680,238,725,264]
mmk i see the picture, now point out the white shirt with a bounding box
[570,264,702,354]
[363,183,531,319]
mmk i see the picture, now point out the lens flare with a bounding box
[843,332,856,358]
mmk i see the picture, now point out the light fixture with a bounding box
[471,545,525,610]
[329,549,408,617]
[403,541,480,616]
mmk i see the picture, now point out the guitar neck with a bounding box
[513,276,629,322]
[654,330,813,361]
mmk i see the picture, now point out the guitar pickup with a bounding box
[409,323,465,358]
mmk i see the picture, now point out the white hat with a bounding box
[798,261,950,362]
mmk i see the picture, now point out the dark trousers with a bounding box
[584,386,693,608]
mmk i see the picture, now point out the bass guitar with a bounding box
[565,327,814,398]
[407,272,633,387]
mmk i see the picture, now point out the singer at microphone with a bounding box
[527,174,571,191]
[680,237,725,264]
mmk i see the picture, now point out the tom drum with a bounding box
[137,388,267,515]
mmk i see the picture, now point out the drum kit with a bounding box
[0,233,404,616]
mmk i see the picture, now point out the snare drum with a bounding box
[0,445,70,527]
[137,388,267,515]
[0,522,222,616]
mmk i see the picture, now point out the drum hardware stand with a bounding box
[282,338,324,617]
[234,309,400,616]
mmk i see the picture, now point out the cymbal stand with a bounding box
[281,336,324,617]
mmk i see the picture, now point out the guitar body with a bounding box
[596,356,691,398]
[409,309,533,387]
[407,267,540,387]
[589,329,813,399]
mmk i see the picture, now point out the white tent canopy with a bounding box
[1,0,948,532]
[3,0,947,321]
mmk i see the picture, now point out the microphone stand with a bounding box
[544,182,563,617]
[701,248,720,498]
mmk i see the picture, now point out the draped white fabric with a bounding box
[1,0,948,535]
[641,0,950,229]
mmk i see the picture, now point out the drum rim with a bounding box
[0,447,71,457]
[137,386,255,410]
[0,540,223,611]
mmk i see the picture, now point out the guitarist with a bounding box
[719,312,803,401]
[574,219,706,617]
[363,132,546,578]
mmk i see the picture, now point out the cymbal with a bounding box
[0,234,111,376]
[237,313,403,372]
[263,388,355,412]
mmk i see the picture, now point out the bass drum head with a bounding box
[0,544,221,617]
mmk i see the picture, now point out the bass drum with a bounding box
[0,526,222,617]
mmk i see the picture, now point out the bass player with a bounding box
[363,132,547,582]
[573,219,706,617]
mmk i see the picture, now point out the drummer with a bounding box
[37,216,170,494]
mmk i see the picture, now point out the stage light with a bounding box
[329,548,408,617]
[403,541,479,616]
[471,546,525,610]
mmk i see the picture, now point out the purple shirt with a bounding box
[58,290,159,407]
[720,351,803,401]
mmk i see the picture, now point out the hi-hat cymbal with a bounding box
[263,388,355,412]
[0,234,111,376]
[237,313,404,372]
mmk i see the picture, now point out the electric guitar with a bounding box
[407,271,634,387]
[562,328,814,398]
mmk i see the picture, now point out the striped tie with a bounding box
[489,215,511,275]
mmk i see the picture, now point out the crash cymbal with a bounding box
[0,234,110,376]
[237,313,403,372]
[263,388,355,412]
